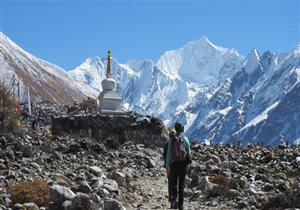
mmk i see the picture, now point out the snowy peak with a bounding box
[244,48,261,74]
[126,58,154,72]
[68,57,107,91]
[0,32,13,45]
[186,35,228,52]
[1,32,42,64]
[1,31,28,56]
[126,59,145,71]
[186,35,213,48]
[77,57,105,71]
[260,51,278,71]
[290,42,300,56]
[156,36,243,84]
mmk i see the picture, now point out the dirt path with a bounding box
[122,157,202,210]
[129,174,169,209]
[128,174,205,210]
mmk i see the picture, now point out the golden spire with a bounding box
[107,49,112,77]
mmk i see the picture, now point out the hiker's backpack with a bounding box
[172,135,187,162]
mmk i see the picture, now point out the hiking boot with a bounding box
[170,200,178,209]
[178,205,184,210]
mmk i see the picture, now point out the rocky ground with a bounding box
[0,103,300,210]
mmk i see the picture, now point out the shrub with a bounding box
[8,178,51,206]
[209,175,231,186]
[79,97,97,112]
[0,82,19,133]
[206,175,232,198]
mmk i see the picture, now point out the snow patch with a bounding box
[235,101,279,134]
[218,106,232,116]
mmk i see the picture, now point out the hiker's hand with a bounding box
[166,169,170,177]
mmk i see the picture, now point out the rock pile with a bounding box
[187,144,300,209]
[0,103,299,210]
[0,131,163,210]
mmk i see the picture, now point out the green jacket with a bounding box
[166,134,191,170]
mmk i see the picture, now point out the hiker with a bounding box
[166,122,192,210]
[163,128,176,205]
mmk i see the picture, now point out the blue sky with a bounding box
[1,0,299,70]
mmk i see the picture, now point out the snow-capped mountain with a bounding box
[68,37,243,122]
[69,57,198,120]
[68,57,106,92]
[156,36,242,84]
[0,32,96,104]
[184,44,300,146]
[1,31,299,145]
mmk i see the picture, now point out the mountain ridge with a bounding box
[1,31,300,145]
[0,32,92,104]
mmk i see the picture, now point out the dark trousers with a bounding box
[169,161,187,207]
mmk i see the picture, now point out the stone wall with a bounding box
[51,112,168,148]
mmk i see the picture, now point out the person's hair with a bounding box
[169,128,176,137]
[174,122,184,134]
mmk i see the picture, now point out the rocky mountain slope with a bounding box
[0,32,96,104]
[184,45,300,145]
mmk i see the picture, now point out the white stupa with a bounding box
[98,50,124,114]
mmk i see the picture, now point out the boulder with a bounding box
[103,199,126,210]
[103,179,119,193]
[91,178,104,191]
[4,147,14,160]
[237,200,249,209]
[111,171,126,186]
[146,158,156,168]
[204,154,222,164]
[263,183,274,192]
[71,192,93,210]
[61,200,73,210]
[21,203,39,210]
[226,189,242,199]
[89,166,103,176]
[50,184,76,204]
[77,181,93,194]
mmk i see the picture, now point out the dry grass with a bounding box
[209,175,231,186]
[8,178,51,206]
[205,175,232,198]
